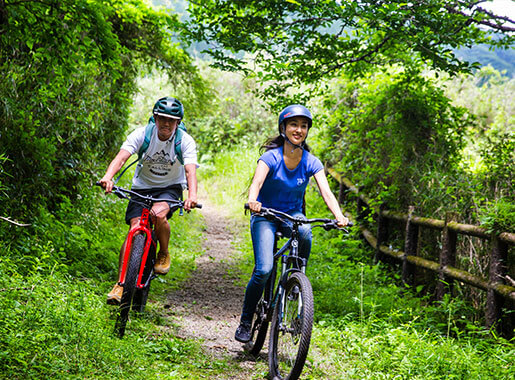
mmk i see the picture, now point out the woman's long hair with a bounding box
[260,134,311,153]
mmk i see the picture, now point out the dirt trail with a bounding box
[164,201,264,378]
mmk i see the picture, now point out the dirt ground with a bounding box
[164,201,266,379]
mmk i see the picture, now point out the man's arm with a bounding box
[184,163,198,211]
[99,149,132,193]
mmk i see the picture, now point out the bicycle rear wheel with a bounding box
[268,271,314,380]
[116,233,145,338]
[246,297,270,356]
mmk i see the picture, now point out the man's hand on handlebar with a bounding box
[98,177,115,194]
[184,197,198,211]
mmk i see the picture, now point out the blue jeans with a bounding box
[240,211,312,324]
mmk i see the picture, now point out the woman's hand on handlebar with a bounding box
[98,177,115,194]
[247,200,262,213]
[336,215,350,228]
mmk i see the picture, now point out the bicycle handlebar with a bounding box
[95,182,202,209]
[244,203,352,231]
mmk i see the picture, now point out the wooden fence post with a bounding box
[375,204,388,263]
[486,234,508,332]
[402,206,419,286]
[436,212,457,300]
[338,180,346,205]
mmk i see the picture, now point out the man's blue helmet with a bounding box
[153,97,184,119]
[278,104,312,134]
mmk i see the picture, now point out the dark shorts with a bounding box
[125,184,183,225]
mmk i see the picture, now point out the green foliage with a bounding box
[0,0,205,222]
[132,64,275,160]
[184,0,514,100]
[479,199,515,233]
[315,69,470,215]
[191,68,275,157]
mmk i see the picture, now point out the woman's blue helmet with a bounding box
[278,104,312,134]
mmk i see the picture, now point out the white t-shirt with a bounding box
[120,125,198,190]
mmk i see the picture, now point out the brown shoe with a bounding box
[154,250,170,275]
[107,284,123,305]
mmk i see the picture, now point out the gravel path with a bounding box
[164,201,266,379]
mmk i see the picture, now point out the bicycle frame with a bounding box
[118,206,156,290]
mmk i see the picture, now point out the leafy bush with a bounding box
[0,0,205,221]
[314,68,471,216]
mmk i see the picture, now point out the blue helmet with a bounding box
[278,104,312,134]
[153,97,184,119]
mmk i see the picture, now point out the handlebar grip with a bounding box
[95,181,102,187]
[195,204,203,209]
[244,203,249,210]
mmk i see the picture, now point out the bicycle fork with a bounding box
[118,208,156,289]
[278,240,305,334]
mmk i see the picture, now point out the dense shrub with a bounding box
[314,68,472,216]
[0,0,205,221]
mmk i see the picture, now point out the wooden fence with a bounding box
[327,167,515,335]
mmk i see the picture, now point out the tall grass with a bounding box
[202,145,515,379]
[0,173,238,378]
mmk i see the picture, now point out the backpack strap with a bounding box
[138,119,155,162]
[174,122,185,165]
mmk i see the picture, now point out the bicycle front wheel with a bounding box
[116,233,145,338]
[133,233,156,313]
[268,271,314,380]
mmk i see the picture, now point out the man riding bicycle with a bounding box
[99,96,199,305]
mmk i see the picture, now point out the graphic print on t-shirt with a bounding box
[143,149,175,177]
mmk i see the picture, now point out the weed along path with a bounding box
[164,201,266,378]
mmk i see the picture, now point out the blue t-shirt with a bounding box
[257,147,324,213]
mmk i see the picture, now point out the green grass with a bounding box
[0,173,237,379]
[1,145,513,379]
[200,146,515,380]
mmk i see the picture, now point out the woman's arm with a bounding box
[313,169,349,227]
[247,160,270,213]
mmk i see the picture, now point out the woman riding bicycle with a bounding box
[99,96,199,305]
[235,105,348,343]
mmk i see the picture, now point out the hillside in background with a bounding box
[455,45,515,77]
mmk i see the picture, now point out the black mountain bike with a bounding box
[96,183,201,337]
[243,204,350,380]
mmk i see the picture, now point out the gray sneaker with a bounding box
[234,322,252,343]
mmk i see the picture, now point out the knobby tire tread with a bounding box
[268,271,314,380]
[117,233,146,337]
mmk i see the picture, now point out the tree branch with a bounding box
[446,5,515,32]
[0,216,31,226]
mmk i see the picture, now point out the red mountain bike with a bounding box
[96,182,201,337]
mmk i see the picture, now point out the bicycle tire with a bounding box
[268,271,314,380]
[132,283,150,313]
[246,297,270,356]
[132,232,156,313]
[115,233,145,338]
